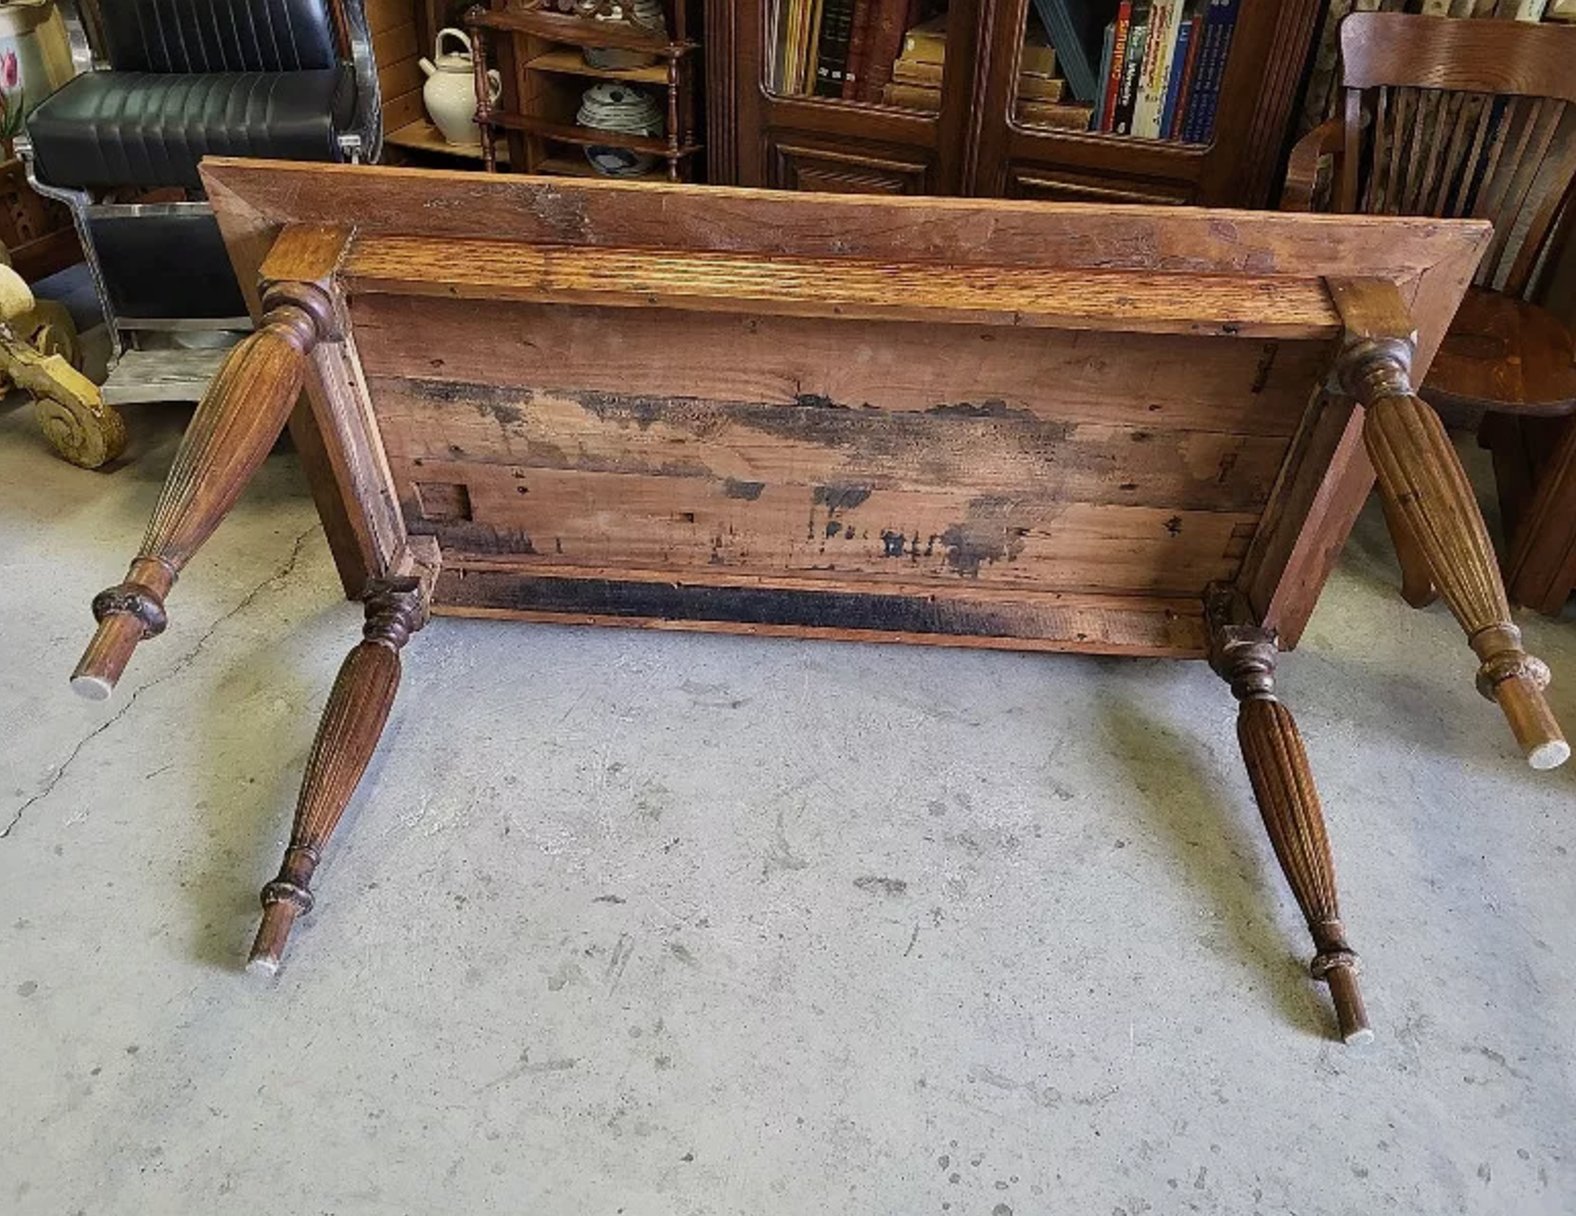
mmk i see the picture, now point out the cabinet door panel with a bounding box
[769,138,935,195]
[1006,167,1194,206]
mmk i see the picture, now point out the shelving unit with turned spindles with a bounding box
[464,1,703,182]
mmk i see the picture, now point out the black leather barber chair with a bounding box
[17,0,380,409]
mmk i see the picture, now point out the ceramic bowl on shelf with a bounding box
[583,0,666,70]
[577,82,664,177]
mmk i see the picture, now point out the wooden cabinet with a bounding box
[707,0,1325,207]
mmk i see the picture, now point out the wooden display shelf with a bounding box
[385,119,510,164]
[470,1,703,184]
[525,47,671,85]
[468,6,696,57]
[485,111,701,160]
[537,154,669,182]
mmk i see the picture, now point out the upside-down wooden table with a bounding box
[72,160,1568,1044]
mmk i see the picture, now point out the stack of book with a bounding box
[771,0,929,102]
[1091,0,1242,143]
[879,13,1080,122]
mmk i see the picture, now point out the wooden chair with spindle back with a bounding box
[1283,11,1576,617]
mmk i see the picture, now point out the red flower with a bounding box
[2,51,19,92]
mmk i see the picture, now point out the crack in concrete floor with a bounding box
[0,523,320,840]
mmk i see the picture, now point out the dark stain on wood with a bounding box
[934,495,1033,577]
[926,399,1031,421]
[813,484,873,512]
[437,570,1046,639]
[1251,343,1280,394]
[724,478,766,500]
[381,381,1284,513]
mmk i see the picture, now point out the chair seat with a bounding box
[27,68,356,191]
[1423,288,1576,417]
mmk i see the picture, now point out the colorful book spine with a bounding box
[1158,14,1198,140]
[1093,23,1116,131]
[1100,3,1134,133]
[841,1,874,100]
[814,0,859,97]
[1135,0,1183,138]
[1112,1,1150,136]
[1180,0,1240,144]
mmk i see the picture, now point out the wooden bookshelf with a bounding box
[706,0,1324,206]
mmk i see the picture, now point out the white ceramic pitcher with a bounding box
[420,28,500,148]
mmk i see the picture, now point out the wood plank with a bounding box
[373,19,419,71]
[382,92,425,136]
[370,377,1293,513]
[1239,389,1374,645]
[365,0,411,36]
[349,295,1326,438]
[396,459,1257,595]
[343,236,1342,338]
[201,159,1492,289]
[434,565,1210,657]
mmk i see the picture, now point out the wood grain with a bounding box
[342,236,1344,339]
[200,158,1492,286]
[248,555,435,974]
[371,378,1294,513]
[1209,592,1370,1045]
[71,276,337,698]
[350,294,1327,438]
[1337,279,1569,769]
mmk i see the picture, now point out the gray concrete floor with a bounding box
[1,397,1573,1216]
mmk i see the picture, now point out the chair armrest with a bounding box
[1282,118,1346,213]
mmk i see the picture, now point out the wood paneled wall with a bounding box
[368,0,425,135]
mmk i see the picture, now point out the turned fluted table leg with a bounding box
[70,281,336,699]
[1342,335,1569,771]
[248,577,430,973]
[1210,591,1371,1045]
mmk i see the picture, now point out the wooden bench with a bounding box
[70,160,1568,1044]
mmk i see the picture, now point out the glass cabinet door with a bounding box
[763,0,956,113]
[1006,0,1243,144]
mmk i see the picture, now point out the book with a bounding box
[882,82,942,111]
[860,0,916,102]
[893,56,1064,100]
[1019,72,1066,102]
[1093,22,1116,132]
[892,56,943,85]
[1158,10,1200,140]
[1030,0,1109,102]
[841,1,874,100]
[1112,1,1151,136]
[1017,99,1097,130]
[902,13,949,65]
[1180,0,1240,145]
[1099,3,1134,134]
[779,0,807,94]
[814,0,859,97]
[1134,0,1184,139]
[803,0,826,93]
[1021,24,1059,77]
